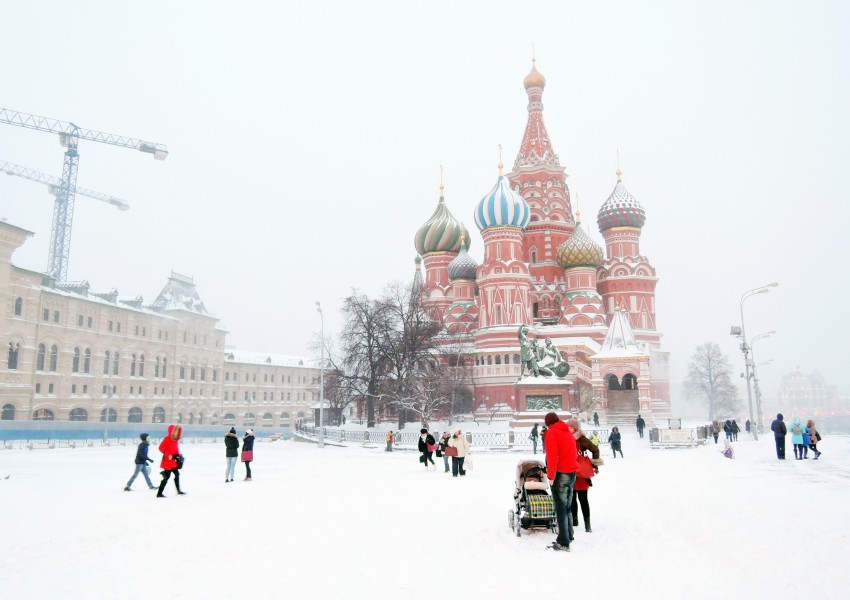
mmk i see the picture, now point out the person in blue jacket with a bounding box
[790,417,806,460]
[801,425,811,459]
[124,433,156,491]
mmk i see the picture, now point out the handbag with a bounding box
[815,431,822,441]
[174,454,184,470]
[444,446,458,457]
[241,450,253,462]
[427,443,437,452]
[576,454,595,479]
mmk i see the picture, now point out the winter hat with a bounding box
[140,433,149,441]
[544,412,560,426]
[420,428,428,434]
[566,418,581,432]
[245,428,253,435]
[229,427,236,434]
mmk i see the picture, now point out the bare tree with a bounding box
[684,342,741,420]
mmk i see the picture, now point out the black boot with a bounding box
[572,516,579,527]
[585,519,592,533]
[156,479,167,498]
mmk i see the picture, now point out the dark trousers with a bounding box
[451,456,466,477]
[775,436,786,459]
[571,489,590,526]
[244,460,252,477]
[552,472,576,546]
[532,438,538,454]
[158,468,181,494]
[638,428,644,439]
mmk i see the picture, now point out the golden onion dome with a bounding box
[523,59,546,90]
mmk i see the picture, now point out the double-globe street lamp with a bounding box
[315,301,325,449]
[730,282,778,441]
[750,331,776,433]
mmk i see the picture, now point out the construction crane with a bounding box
[0,108,167,281]
[1,160,130,211]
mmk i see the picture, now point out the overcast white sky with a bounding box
[2,1,849,404]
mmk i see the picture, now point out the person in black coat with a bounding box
[530,423,539,454]
[731,420,740,441]
[224,427,240,482]
[418,428,436,470]
[124,433,155,491]
[608,427,623,458]
[242,429,255,480]
[770,414,787,460]
[635,415,646,439]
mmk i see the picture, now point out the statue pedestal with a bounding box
[509,377,573,427]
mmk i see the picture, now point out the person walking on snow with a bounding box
[608,426,624,458]
[242,429,255,480]
[593,412,600,427]
[568,418,601,535]
[807,419,822,459]
[156,424,185,497]
[636,414,646,439]
[385,431,394,452]
[790,417,806,460]
[439,432,451,473]
[124,433,156,491]
[448,429,471,477]
[731,420,740,441]
[224,427,239,482]
[770,413,787,460]
[530,423,539,454]
[418,428,436,470]
[544,412,577,551]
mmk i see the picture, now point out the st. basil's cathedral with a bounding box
[413,60,671,424]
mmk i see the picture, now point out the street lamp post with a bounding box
[103,382,113,445]
[731,282,778,441]
[315,301,325,449]
[750,331,775,433]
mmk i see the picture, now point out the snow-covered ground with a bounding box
[1,429,848,599]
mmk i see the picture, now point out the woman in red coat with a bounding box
[156,424,185,497]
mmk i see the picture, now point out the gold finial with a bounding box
[616,149,622,181]
[439,164,445,197]
[498,144,503,176]
[460,226,466,248]
[574,192,580,223]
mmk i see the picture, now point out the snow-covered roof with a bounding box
[225,349,320,369]
[43,283,178,321]
[594,308,648,359]
[151,271,213,317]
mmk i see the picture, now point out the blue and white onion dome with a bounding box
[597,169,646,232]
[474,174,530,232]
[414,185,471,256]
[447,239,479,281]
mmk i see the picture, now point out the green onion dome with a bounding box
[447,242,478,281]
[414,187,471,255]
[556,219,604,269]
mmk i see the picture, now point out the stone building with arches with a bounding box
[0,220,320,428]
[413,60,670,421]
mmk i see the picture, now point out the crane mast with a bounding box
[0,108,166,281]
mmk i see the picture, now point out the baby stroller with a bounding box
[508,459,557,537]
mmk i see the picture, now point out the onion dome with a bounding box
[523,58,546,90]
[556,217,604,269]
[447,239,478,281]
[474,175,530,232]
[414,185,471,255]
[597,169,646,232]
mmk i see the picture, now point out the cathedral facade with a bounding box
[413,61,670,422]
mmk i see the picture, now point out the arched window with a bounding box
[162,358,167,378]
[131,354,137,377]
[263,412,273,422]
[69,408,88,421]
[188,412,194,425]
[14,297,22,316]
[84,349,91,373]
[155,357,160,378]
[244,413,256,426]
[100,408,117,422]
[513,354,521,364]
[128,407,143,423]
[223,413,236,425]
[622,374,639,390]
[49,345,58,372]
[113,352,119,375]
[495,355,501,365]
[139,355,145,377]
[176,412,183,424]
[198,412,204,425]
[33,408,54,421]
[152,407,165,423]
[200,368,206,381]
[1,404,15,420]
[72,347,80,373]
[103,351,110,375]
[7,342,20,370]
[606,374,621,391]
[281,412,290,419]
[36,344,46,371]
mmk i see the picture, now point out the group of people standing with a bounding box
[416,428,471,476]
[709,419,741,444]
[770,414,822,460]
[123,424,257,496]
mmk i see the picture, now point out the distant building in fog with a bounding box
[0,220,319,428]
[773,367,842,416]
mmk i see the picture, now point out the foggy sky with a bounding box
[2,1,849,407]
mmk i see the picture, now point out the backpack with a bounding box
[793,426,802,435]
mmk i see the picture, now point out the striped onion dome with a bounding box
[414,190,471,256]
[597,171,646,232]
[474,175,530,232]
[556,220,604,269]
[447,242,478,281]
